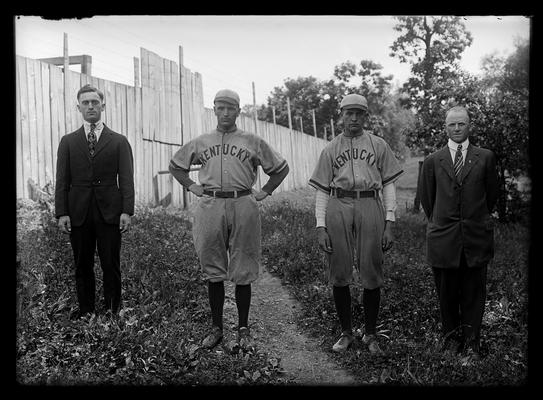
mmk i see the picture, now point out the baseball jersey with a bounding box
[309,131,403,192]
[170,128,288,191]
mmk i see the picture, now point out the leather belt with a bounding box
[203,189,252,198]
[330,187,376,199]
[71,178,118,187]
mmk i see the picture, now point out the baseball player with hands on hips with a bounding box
[169,89,289,351]
[309,94,403,354]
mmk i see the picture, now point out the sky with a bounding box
[14,15,531,108]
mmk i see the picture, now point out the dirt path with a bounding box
[221,269,358,385]
[213,188,359,385]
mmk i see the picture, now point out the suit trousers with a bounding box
[70,194,122,313]
[432,252,487,350]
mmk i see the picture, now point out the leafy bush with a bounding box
[261,198,529,385]
[16,200,283,385]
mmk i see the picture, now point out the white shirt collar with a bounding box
[84,120,104,133]
[84,120,104,141]
[448,138,469,151]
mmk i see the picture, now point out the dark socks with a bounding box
[363,287,381,335]
[235,284,251,328]
[333,285,352,333]
[208,280,225,330]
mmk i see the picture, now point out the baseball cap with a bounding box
[214,89,240,106]
[340,94,368,111]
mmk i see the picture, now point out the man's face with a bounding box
[214,100,240,130]
[445,109,470,143]
[77,91,104,123]
[341,107,367,135]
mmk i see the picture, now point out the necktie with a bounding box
[88,123,97,156]
[453,144,463,181]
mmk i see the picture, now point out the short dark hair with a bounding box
[77,84,104,102]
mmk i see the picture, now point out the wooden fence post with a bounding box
[63,33,70,134]
[312,109,317,137]
[252,81,258,134]
[287,97,292,130]
[133,57,140,87]
[179,45,187,209]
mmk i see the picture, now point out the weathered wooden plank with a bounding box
[25,58,39,192]
[120,83,127,135]
[170,60,182,145]
[49,64,65,182]
[69,70,82,131]
[15,57,25,198]
[134,87,144,205]
[31,59,46,188]
[126,86,137,204]
[158,57,167,143]
[39,61,53,187]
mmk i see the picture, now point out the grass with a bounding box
[259,190,529,386]
[16,202,284,385]
[16,155,530,386]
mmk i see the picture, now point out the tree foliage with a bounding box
[390,16,473,111]
[391,17,529,221]
[258,61,411,160]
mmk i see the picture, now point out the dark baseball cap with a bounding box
[214,89,240,106]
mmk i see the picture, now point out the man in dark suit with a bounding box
[55,84,134,318]
[419,105,498,361]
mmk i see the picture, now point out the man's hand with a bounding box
[120,213,131,233]
[317,226,332,253]
[382,221,394,252]
[254,190,269,201]
[58,215,71,234]
[189,184,204,197]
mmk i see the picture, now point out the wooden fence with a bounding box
[16,48,328,209]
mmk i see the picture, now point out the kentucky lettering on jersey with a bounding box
[332,147,376,170]
[309,131,403,193]
[171,128,287,191]
[198,143,252,167]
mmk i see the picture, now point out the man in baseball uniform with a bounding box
[169,89,289,350]
[309,93,403,354]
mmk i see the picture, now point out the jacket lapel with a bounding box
[459,144,480,183]
[75,127,92,160]
[438,147,455,182]
[92,125,112,157]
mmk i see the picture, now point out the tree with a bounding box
[259,76,341,139]
[403,39,530,222]
[478,38,530,222]
[390,16,473,155]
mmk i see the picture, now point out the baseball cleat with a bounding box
[332,331,354,352]
[202,325,223,349]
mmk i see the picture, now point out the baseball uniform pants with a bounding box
[325,196,385,289]
[193,194,261,285]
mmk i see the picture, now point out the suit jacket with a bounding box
[419,144,498,269]
[55,125,135,226]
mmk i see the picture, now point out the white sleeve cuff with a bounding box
[383,182,397,221]
[315,189,329,227]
